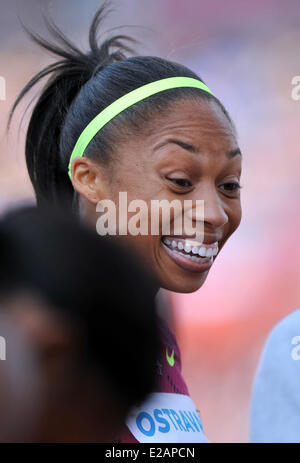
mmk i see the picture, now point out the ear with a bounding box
[71,157,109,205]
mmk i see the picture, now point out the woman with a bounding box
[10,3,242,442]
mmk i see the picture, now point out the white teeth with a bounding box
[206,248,213,258]
[188,254,208,263]
[198,247,207,257]
[184,254,197,261]
[163,237,219,260]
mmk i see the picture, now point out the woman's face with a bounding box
[79,98,242,293]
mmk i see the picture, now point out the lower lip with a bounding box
[161,241,214,274]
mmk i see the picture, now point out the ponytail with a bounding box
[9,3,135,207]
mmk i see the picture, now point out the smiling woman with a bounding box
[9,2,242,443]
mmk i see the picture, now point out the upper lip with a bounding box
[161,234,222,245]
[202,235,222,245]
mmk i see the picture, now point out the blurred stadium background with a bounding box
[0,0,299,442]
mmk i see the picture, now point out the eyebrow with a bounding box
[153,138,242,158]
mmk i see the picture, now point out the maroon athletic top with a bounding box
[115,316,208,443]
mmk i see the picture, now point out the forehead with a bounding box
[147,97,237,150]
[112,98,240,174]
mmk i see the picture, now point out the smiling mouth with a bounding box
[161,236,219,273]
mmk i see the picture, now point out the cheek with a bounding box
[228,200,242,234]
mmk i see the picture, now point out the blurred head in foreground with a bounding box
[0,206,160,442]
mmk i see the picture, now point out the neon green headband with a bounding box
[68,76,214,180]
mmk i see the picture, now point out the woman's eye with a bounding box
[220,182,242,194]
[166,177,192,188]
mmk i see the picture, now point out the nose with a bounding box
[191,184,228,229]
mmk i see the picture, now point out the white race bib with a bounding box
[126,393,209,443]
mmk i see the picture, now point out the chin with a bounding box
[160,271,209,294]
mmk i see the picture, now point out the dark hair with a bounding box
[0,206,160,411]
[9,1,233,208]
